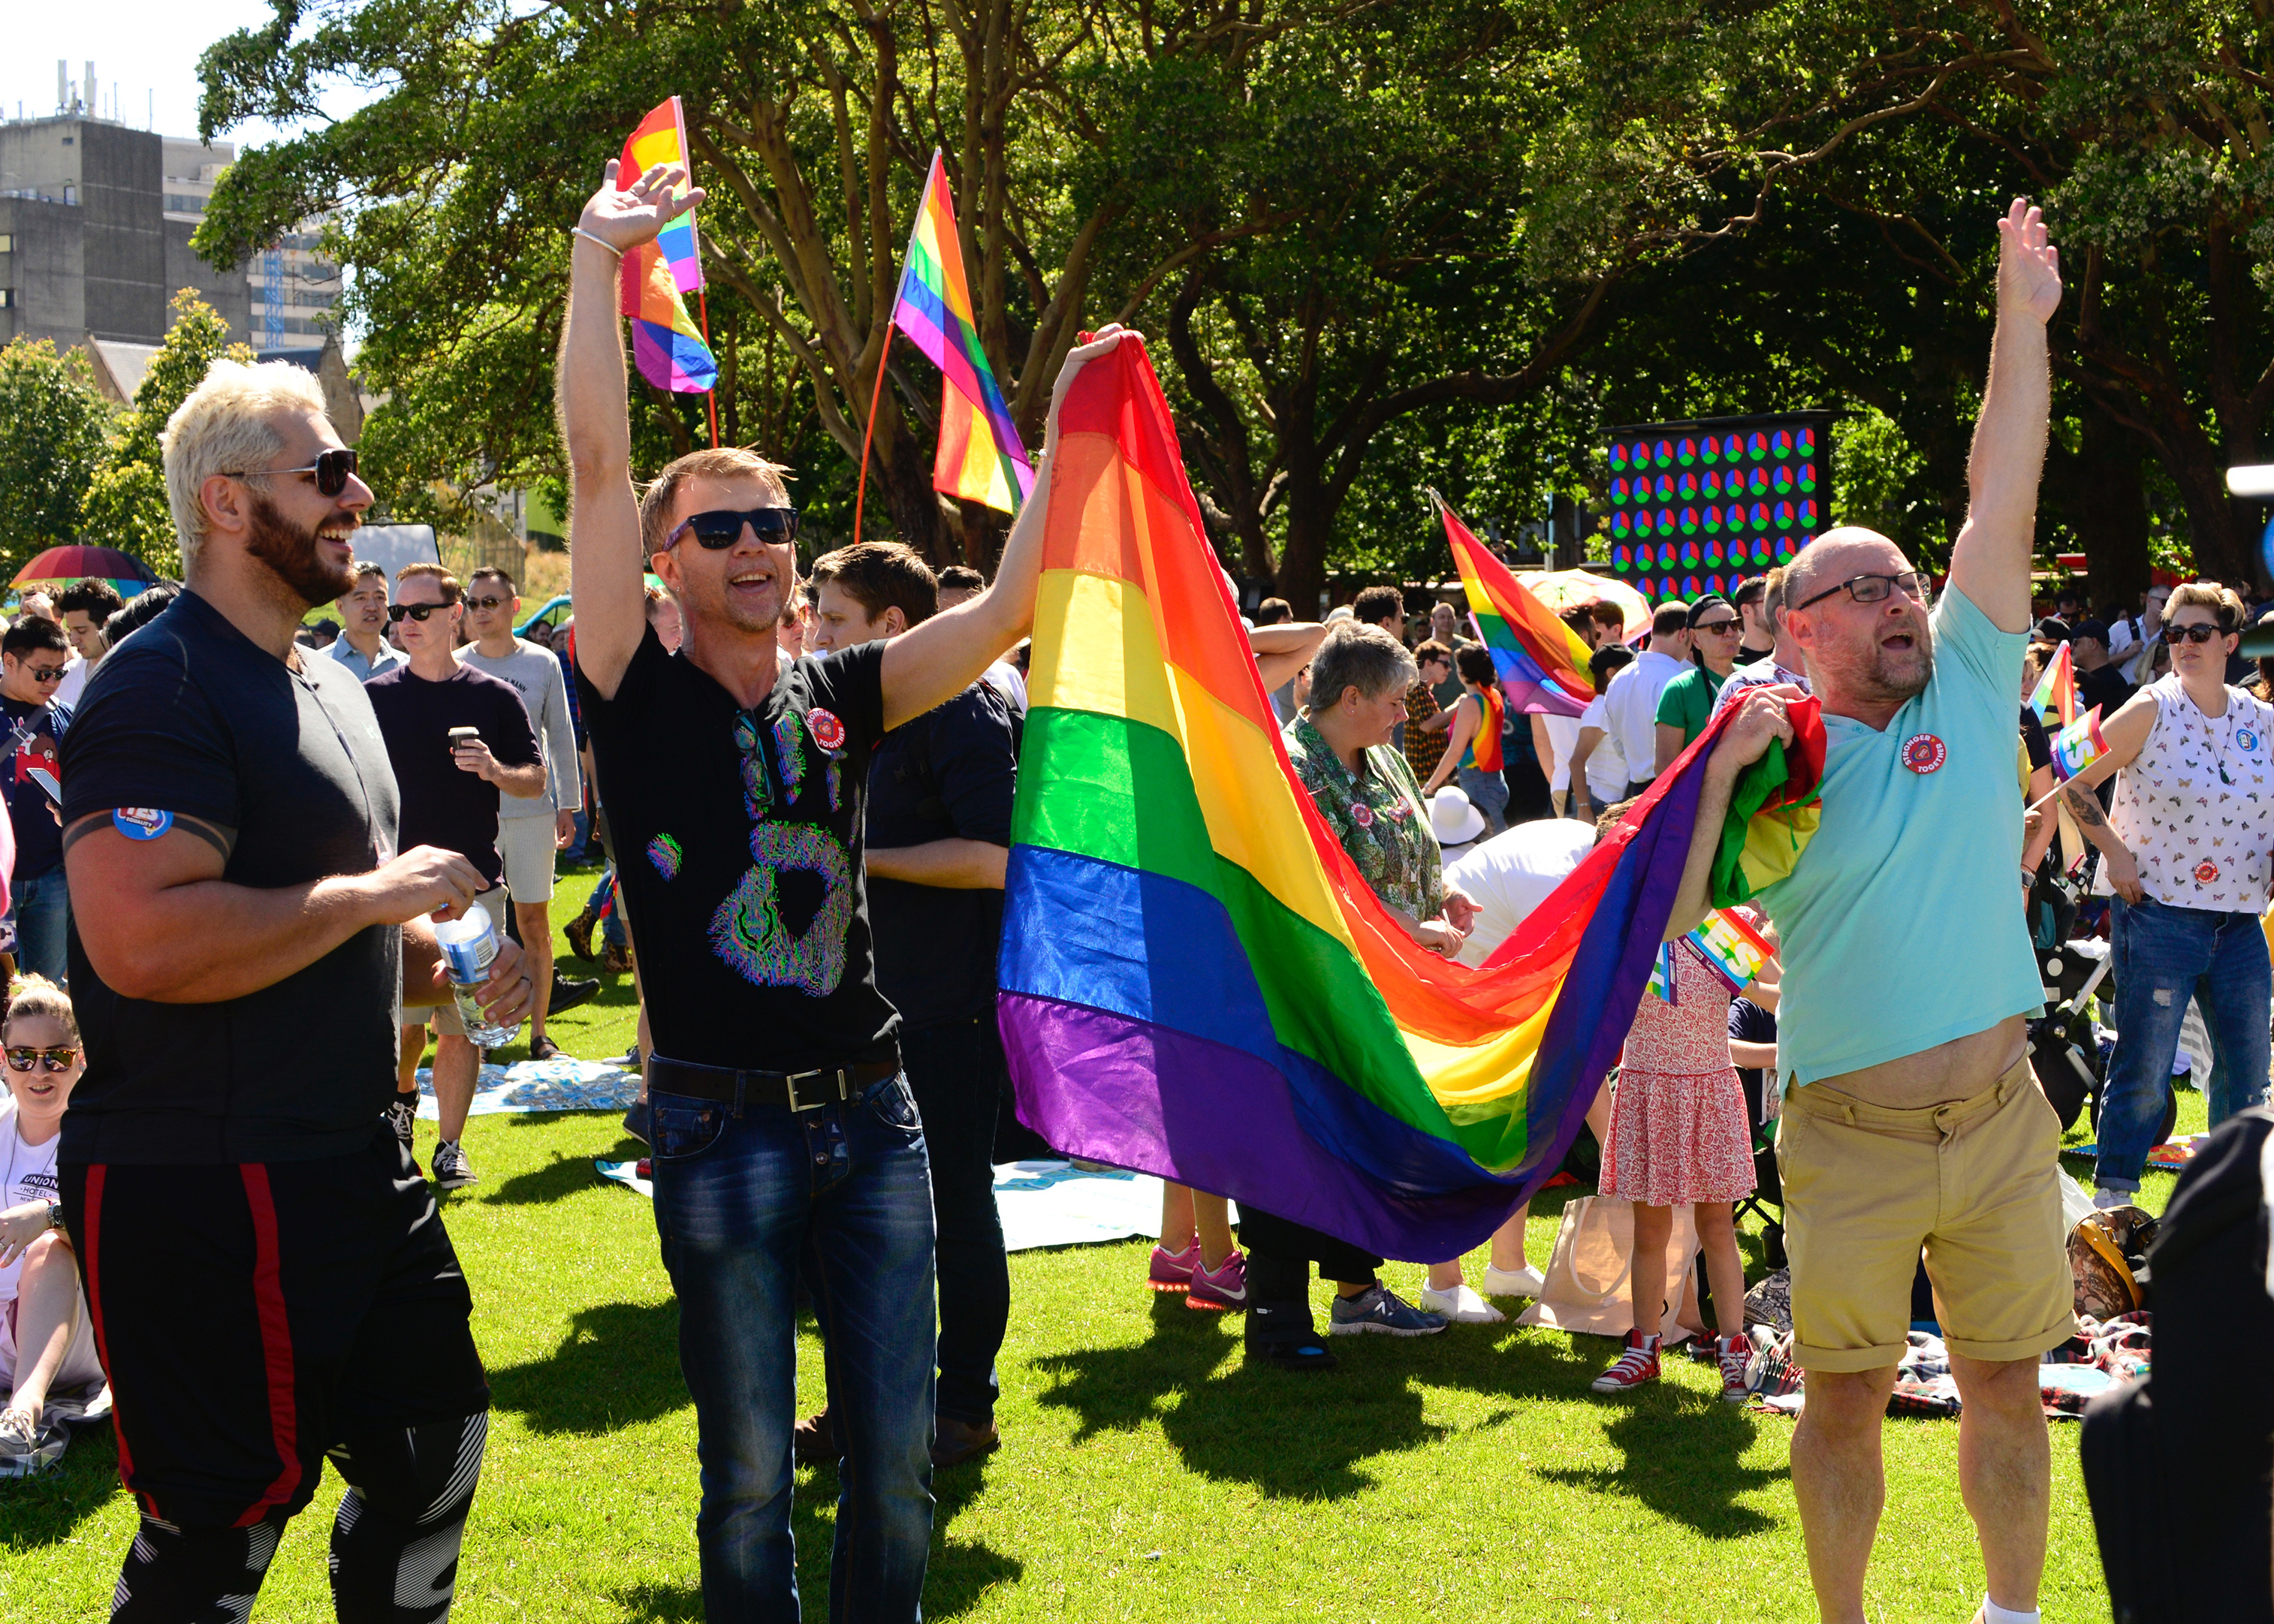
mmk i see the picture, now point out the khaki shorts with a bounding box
[496,814,557,905]
[1775,1054,2074,1372]
[427,887,511,1038]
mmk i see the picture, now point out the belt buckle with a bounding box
[783,1067,840,1112]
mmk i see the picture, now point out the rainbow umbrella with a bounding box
[1515,568,1651,645]
[13,545,158,587]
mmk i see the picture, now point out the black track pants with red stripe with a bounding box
[62,1123,489,1614]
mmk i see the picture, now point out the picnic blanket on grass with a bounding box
[413,1056,641,1118]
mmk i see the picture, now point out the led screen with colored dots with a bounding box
[1603,414,1832,604]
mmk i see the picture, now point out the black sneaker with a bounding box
[433,1139,478,1190]
[385,1093,419,1170]
[622,1098,651,1146]
[549,972,602,1016]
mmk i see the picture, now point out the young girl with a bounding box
[0,975,102,1475]
[1149,1184,1247,1309]
[1591,925,1770,1401]
[1422,646,1512,835]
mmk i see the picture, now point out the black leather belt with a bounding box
[647,1053,899,1113]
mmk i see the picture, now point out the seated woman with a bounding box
[0,975,103,1475]
[1242,624,1478,1369]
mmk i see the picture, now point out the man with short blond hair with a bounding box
[1666,200,2069,1624]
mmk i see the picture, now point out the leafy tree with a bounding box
[0,339,113,574]
[80,291,255,577]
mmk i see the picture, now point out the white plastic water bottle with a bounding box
[433,909,523,1049]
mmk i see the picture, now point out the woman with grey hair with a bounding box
[1238,624,1482,1369]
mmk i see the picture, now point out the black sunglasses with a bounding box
[20,665,65,682]
[665,508,801,550]
[1693,618,1740,634]
[6,1045,77,1071]
[388,601,454,622]
[2170,622,2229,644]
[464,595,511,612]
[223,447,360,498]
[1794,571,1935,613]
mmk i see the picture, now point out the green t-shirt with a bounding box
[1654,664,1727,746]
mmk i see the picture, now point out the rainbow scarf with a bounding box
[1439,498,1594,717]
[891,152,1033,514]
[616,98,717,394]
[999,339,1784,1258]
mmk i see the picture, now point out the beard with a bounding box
[246,491,357,607]
[1820,614,1934,707]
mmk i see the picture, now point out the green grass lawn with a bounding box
[2,887,2180,1620]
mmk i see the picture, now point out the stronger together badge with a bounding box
[1900,732,1947,775]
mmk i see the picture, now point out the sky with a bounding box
[5,0,378,154]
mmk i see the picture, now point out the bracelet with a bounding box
[571,227,623,260]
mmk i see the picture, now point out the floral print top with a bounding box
[1284,712,1446,920]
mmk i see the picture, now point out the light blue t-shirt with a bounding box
[1756,585,2043,1084]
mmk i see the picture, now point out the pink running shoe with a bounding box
[1718,1331,1756,1403]
[1589,1329,1663,1394]
[1187,1249,1248,1312]
[1148,1238,1200,1293]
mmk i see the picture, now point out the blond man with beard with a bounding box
[1666,200,2069,1624]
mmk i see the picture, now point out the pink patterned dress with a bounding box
[1599,939,1757,1207]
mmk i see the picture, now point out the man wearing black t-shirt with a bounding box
[366,562,546,1189]
[810,541,1019,1472]
[57,357,531,1620]
[560,157,1117,1619]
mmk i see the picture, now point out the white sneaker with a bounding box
[2092,1187,2134,1210]
[1417,1282,1506,1324]
[1480,1263,1546,1299]
[0,1406,66,1477]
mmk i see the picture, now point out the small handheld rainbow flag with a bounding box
[2031,640,2076,727]
[891,152,1033,513]
[1434,495,1594,717]
[2049,705,2109,781]
[616,98,718,395]
[1647,907,1776,1004]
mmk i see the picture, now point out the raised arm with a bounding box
[1251,622,1327,693]
[559,161,705,701]
[878,327,1128,732]
[1944,199,2063,634]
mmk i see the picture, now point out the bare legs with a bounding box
[1426,1210,1531,1290]
[430,1033,479,1144]
[1792,1354,2046,1622]
[515,899,556,1047]
[7,1233,80,1422]
[1158,1183,1236,1270]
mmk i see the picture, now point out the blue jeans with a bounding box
[11,863,71,984]
[902,1017,1009,1427]
[1457,765,1509,835]
[650,1070,936,1622]
[587,869,628,949]
[2097,894,2273,1190]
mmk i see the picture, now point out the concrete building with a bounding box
[161,136,341,353]
[0,115,249,351]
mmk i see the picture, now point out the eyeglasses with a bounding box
[664,508,801,550]
[1793,571,1935,612]
[20,666,65,683]
[222,447,360,498]
[464,595,510,612]
[6,1045,76,1072]
[388,601,453,622]
[1693,618,1740,635]
[2170,622,2227,644]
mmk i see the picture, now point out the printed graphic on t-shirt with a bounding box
[715,707,854,995]
[14,730,59,806]
[2120,679,2274,910]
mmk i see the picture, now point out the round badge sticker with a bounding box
[2239,727,2260,752]
[1900,733,1947,775]
[2197,860,2221,885]
[112,807,174,841]
[1350,800,1375,828]
[807,708,847,752]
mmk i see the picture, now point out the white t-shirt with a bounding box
[51,655,88,712]
[1603,649,1687,787]
[982,660,1029,717]
[1443,819,1597,968]
[0,1101,61,1307]
[1543,713,1582,793]
[1575,695,1629,805]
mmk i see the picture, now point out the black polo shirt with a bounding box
[58,589,403,1165]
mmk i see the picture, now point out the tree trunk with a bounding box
[1272,452,1332,616]
[2057,403,2151,610]
[879,420,947,562]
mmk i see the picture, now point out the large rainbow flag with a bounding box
[890,152,1034,513]
[1438,497,1594,717]
[616,98,718,395]
[999,336,1818,1259]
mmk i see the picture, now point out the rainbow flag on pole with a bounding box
[2031,640,2076,727]
[1000,338,1791,1258]
[1436,496,1594,716]
[616,97,717,394]
[889,152,1033,513]
[2049,705,2110,781]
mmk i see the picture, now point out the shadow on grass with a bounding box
[607,1580,701,1620]
[1534,1388,1784,1537]
[1033,1293,1445,1500]
[794,1448,1024,1618]
[484,1150,614,1204]
[1,1423,124,1550]
[487,1300,686,1434]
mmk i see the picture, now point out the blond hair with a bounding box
[394,562,461,602]
[5,975,78,1044]
[2166,580,2245,634]
[637,447,792,559]
[161,359,332,572]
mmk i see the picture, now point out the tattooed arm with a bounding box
[2055,690,2161,903]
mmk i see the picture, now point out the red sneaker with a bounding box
[1187,1249,1248,1311]
[1718,1331,1756,1403]
[1590,1329,1663,1394]
[1148,1239,1200,1293]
